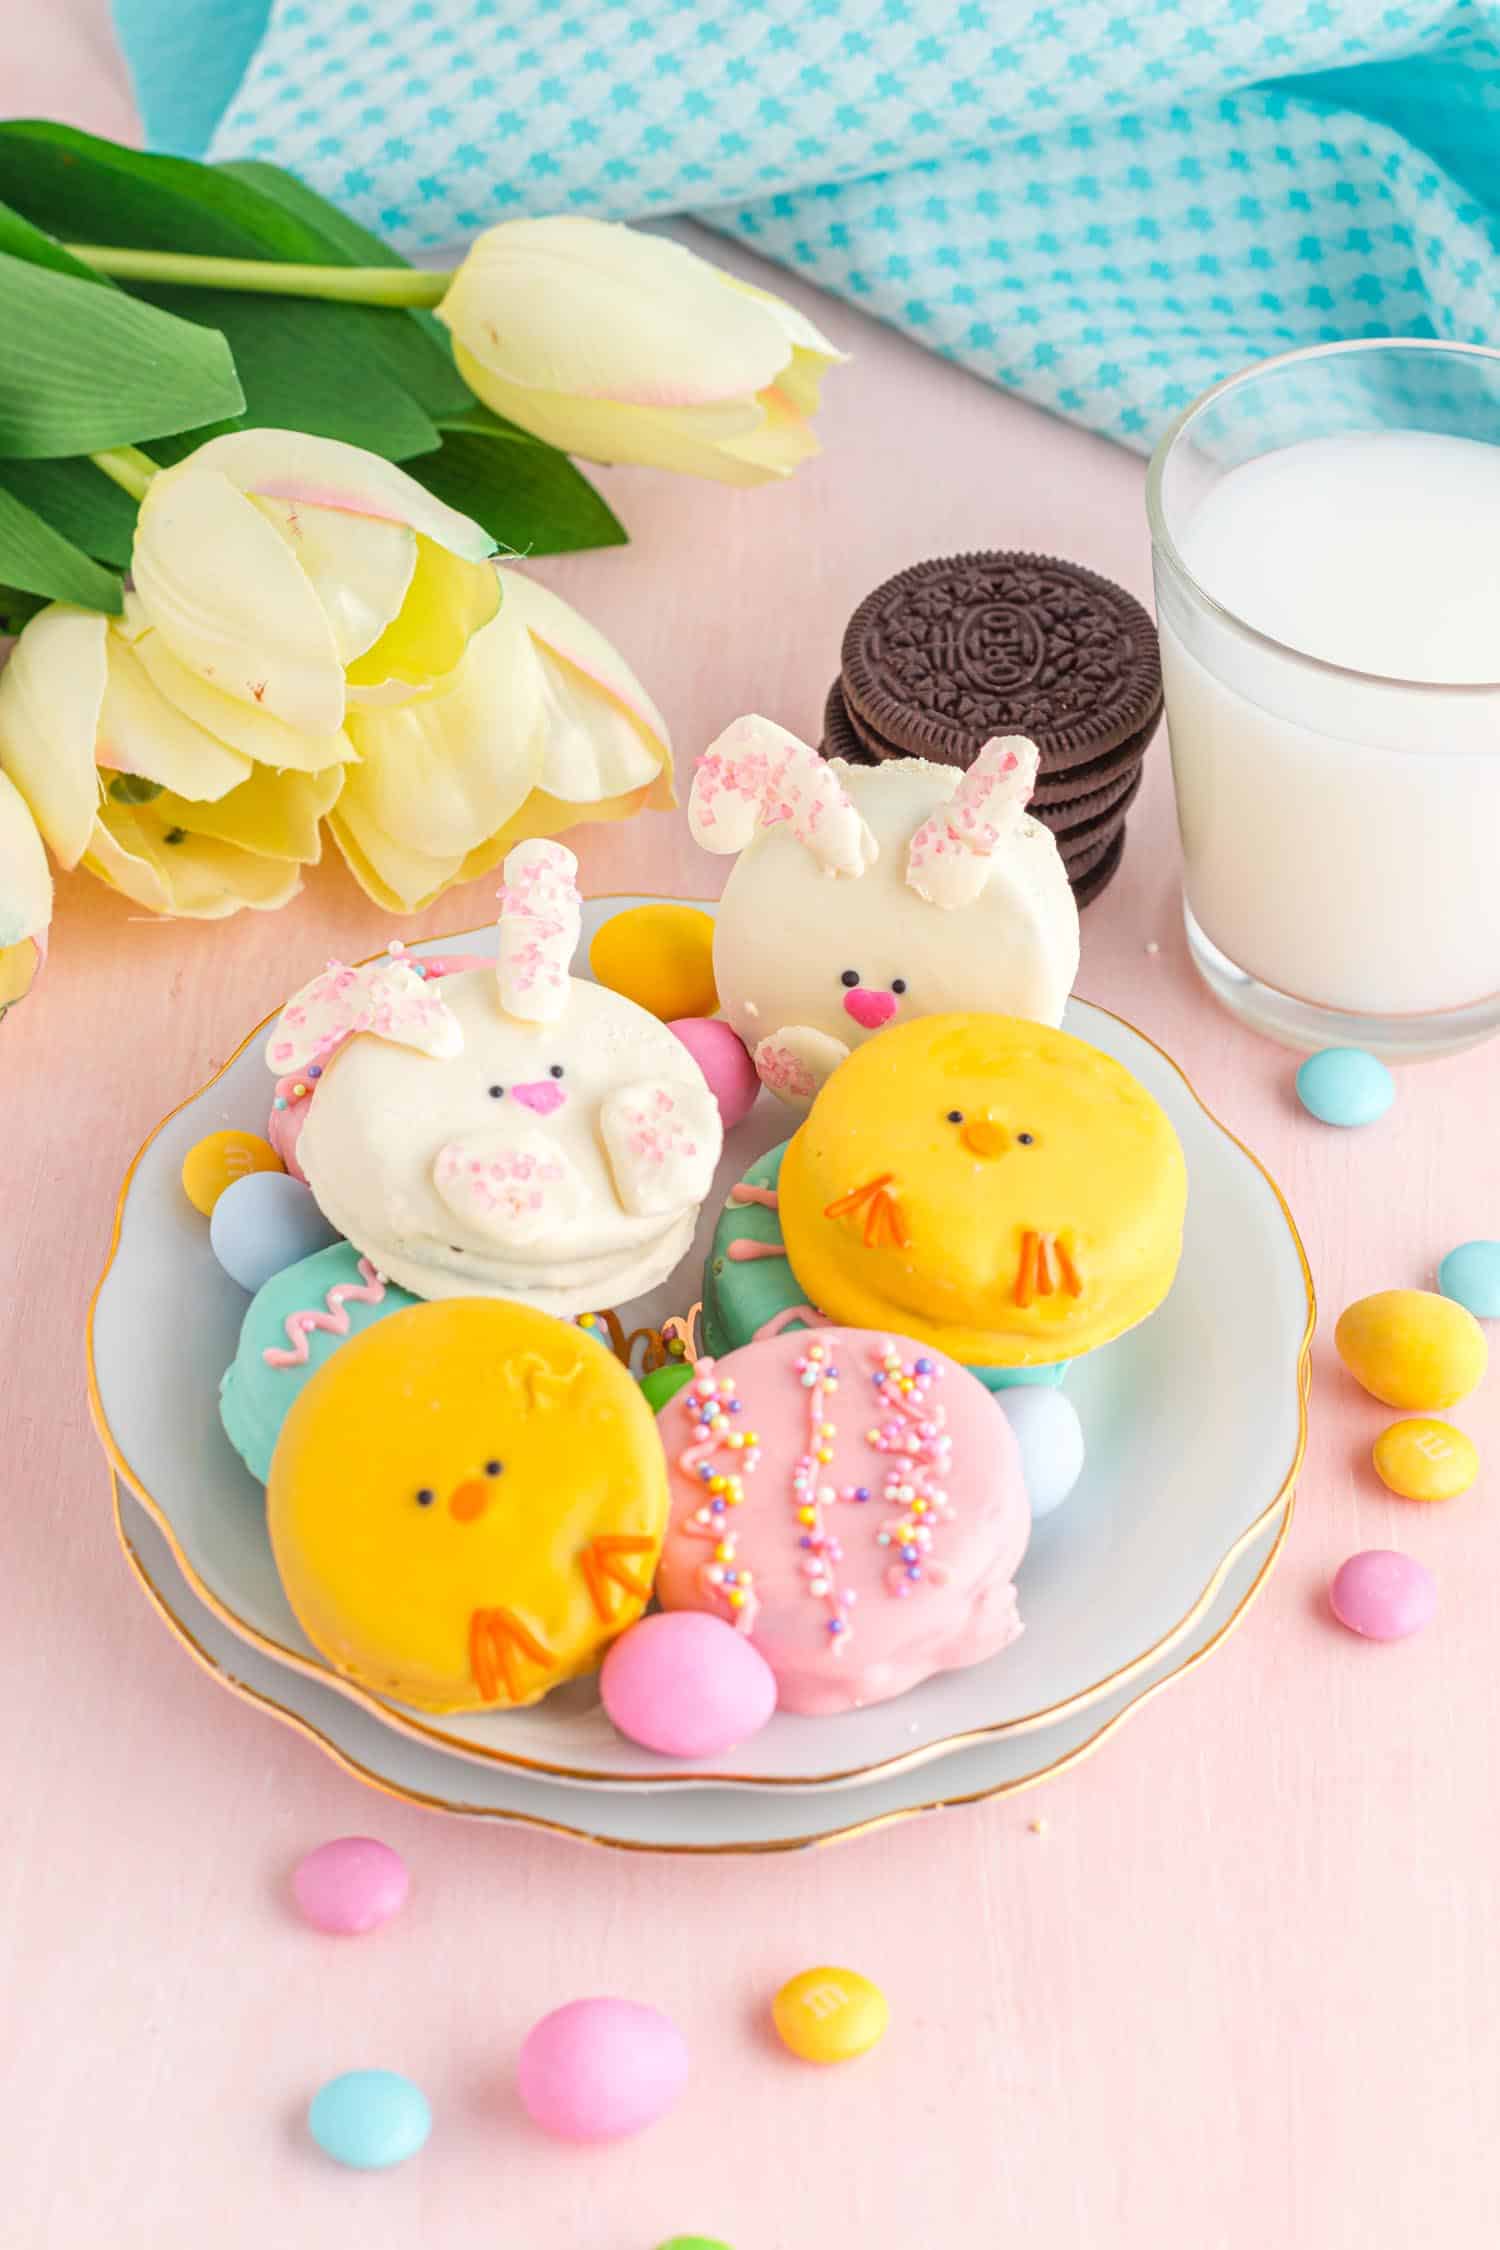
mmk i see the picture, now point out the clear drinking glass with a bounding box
[1147,338,1500,1060]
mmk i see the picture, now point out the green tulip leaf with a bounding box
[215,158,474,418]
[0,457,138,566]
[0,478,123,610]
[412,412,627,555]
[0,125,458,449]
[0,196,110,286]
[0,250,243,458]
[135,286,440,464]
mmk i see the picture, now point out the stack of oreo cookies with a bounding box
[821,552,1163,907]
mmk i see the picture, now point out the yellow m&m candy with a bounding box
[181,1129,283,1216]
[772,1967,888,2064]
[1372,1419,1479,1503]
[589,904,719,1023]
[1334,1289,1487,1411]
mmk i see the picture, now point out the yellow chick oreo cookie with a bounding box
[267,1299,668,1714]
[778,1014,1187,1367]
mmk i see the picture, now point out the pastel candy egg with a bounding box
[1372,1419,1478,1504]
[181,1128,282,1216]
[1329,1550,1437,1642]
[772,1967,888,2064]
[590,904,719,1022]
[641,1360,695,1413]
[1335,1289,1487,1410]
[1438,1240,1500,1319]
[669,1015,759,1130]
[601,1611,777,1758]
[1295,1048,1394,1128]
[308,2070,431,2170]
[518,1998,689,2142]
[292,1837,409,1935]
[997,1387,1085,1520]
[210,1169,340,1294]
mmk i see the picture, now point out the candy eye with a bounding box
[415,1488,435,1507]
[488,1084,504,1099]
[549,1064,565,1079]
[840,969,860,988]
[1017,1132,1036,1146]
[946,1109,964,1124]
[891,978,907,995]
[484,1459,504,1477]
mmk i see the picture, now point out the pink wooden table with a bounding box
[6,20,1500,2246]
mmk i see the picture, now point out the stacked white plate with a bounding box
[91,905,1312,1853]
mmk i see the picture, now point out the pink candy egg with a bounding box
[669,1017,759,1132]
[518,1998,689,2142]
[292,1836,410,1934]
[601,1611,777,1758]
[1329,1550,1437,1642]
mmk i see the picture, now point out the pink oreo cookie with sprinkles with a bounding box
[654,1328,1030,1716]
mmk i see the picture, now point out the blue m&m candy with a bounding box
[308,2069,431,2170]
[1295,1048,1394,1128]
[1438,1240,1500,1319]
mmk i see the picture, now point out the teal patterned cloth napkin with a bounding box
[113,0,1500,449]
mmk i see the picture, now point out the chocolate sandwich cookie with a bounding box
[1050,759,1145,848]
[841,552,1161,773]
[1069,828,1127,908]
[821,677,877,766]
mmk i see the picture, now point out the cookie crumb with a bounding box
[1145,941,1160,957]
[1028,1817,1048,1837]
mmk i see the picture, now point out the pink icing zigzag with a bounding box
[262,1257,387,1369]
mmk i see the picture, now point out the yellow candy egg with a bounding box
[181,1129,283,1217]
[772,1967,888,2064]
[1335,1289,1487,1411]
[1372,1418,1479,1503]
[590,904,718,1023]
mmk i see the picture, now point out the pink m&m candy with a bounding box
[518,1998,689,2142]
[601,1611,777,1758]
[669,1017,759,1132]
[292,1836,409,1934]
[1329,1550,1437,1642]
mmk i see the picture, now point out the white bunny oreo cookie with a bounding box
[689,717,1080,1106]
[269,841,723,1315]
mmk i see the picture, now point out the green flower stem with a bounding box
[90,445,158,500]
[65,245,451,307]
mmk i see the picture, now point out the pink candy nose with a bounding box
[843,987,898,1030]
[510,1080,567,1116]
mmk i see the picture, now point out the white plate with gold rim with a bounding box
[113,1475,1291,1850]
[90,905,1312,1793]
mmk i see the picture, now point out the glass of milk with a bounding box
[1147,339,1500,1059]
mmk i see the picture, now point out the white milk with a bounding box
[1160,429,1500,1018]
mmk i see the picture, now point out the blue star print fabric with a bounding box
[114,0,1500,450]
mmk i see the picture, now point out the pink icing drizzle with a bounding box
[678,1360,762,1634]
[263,1257,387,1368]
[729,1183,780,1209]
[727,1239,787,1262]
[752,1305,830,1341]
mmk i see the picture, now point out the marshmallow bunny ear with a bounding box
[688,714,877,878]
[905,735,1041,909]
[266,954,463,1074]
[495,839,581,1023]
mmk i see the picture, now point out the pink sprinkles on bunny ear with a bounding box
[495,840,581,1024]
[689,716,877,880]
[266,955,461,1074]
[905,735,1041,910]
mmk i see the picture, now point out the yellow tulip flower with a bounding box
[438,218,844,486]
[0,769,49,1016]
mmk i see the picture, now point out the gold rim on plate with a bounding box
[88,910,1315,1791]
[111,1464,1295,1853]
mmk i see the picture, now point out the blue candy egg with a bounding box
[209,1169,339,1294]
[308,2069,431,2171]
[1295,1048,1394,1128]
[1439,1239,1500,1319]
[997,1387,1085,1521]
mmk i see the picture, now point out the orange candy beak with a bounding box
[960,1118,1011,1159]
[448,1479,489,1524]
